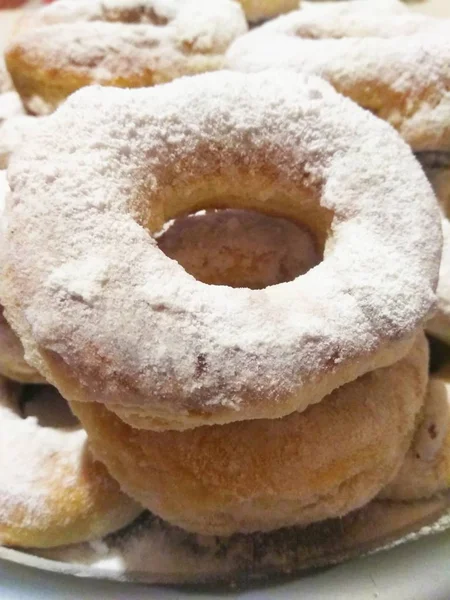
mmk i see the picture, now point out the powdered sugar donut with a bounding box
[70,332,428,535]
[381,364,450,501]
[0,381,141,548]
[0,171,44,383]
[227,17,450,152]
[6,0,248,115]
[157,210,320,289]
[0,72,440,431]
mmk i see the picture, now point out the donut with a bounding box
[0,380,141,548]
[0,72,440,431]
[0,171,44,383]
[5,0,248,115]
[70,332,428,535]
[157,209,320,289]
[227,16,450,152]
[381,363,450,501]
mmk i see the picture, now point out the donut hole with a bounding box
[21,386,79,429]
[156,209,321,289]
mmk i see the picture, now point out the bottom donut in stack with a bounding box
[0,71,444,545]
[69,210,430,536]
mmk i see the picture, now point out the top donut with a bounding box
[0,71,441,431]
[5,0,248,115]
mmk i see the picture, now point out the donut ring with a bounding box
[0,171,44,383]
[70,332,428,535]
[5,0,248,115]
[0,381,141,548]
[381,363,450,501]
[1,72,440,431]
[157,209,320,289]
[227,14,450,151]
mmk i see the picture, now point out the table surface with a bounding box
[1,0,450,598]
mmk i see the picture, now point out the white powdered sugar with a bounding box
[2,71,441,422]
[227,31,450,152]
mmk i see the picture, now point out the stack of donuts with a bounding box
[0,0,450,560]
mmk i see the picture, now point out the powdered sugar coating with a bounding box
[227,32,450,151]
[34,0,245,29]
[30,0,248,54]
[1,71,441,430]
[10,21,238,82]
[0,171,44,383]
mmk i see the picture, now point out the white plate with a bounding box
[2,530,450,599]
